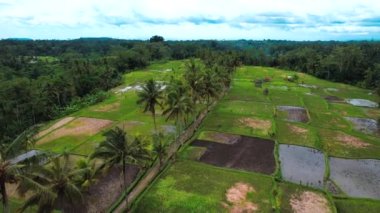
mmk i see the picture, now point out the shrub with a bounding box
[263,88,269,96]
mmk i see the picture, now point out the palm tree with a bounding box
[90,127,151,187]
[201,69,222,108]
[152,133,168,167]
[163,79,194,135]
[17,154,85,213]
[75,159,101,192]
[137,79,163,132]
[184,59,204,104]
[0,126,38,213]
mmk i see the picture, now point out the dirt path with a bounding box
[113,103,215,213]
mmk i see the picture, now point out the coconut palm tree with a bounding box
[75,159,101,192]
[152,132,168,167]
[0,126,38,213]
[184,59,204,104]
[137,79,163,132]
[17,154,85,213]
[201,69,222,108]
[163,79,194,134]
[90,127,151,187]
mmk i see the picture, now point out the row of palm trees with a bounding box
[137,59,234,135]
[0,57,237,212]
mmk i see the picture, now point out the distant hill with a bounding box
[5,38,33,41]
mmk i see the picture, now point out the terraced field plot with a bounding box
[133,160,274,213]
[329,158,380,199]
[279,144,325,188]
[33,60,190,156]
[191,136,276,174]
[8,60,208,212]
[134,65,380,212]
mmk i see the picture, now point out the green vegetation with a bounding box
[334,198,380,213]
[133,160,273,213]
[278,182,336,212]
[1,37,380,212]
[133,64,380,212]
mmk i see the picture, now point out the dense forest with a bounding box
[1,37,380,144]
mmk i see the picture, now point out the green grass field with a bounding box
[27,64,380,212]
[132,65,380,212]
[334,198,380,213]
[33,60,192,156]
[133,160,274,213]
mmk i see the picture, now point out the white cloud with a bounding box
[0,0,380,40]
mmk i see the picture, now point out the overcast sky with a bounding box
[0,0,380,40]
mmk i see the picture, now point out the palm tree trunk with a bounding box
[0,179,9,213]
[122,159,126,188]
[152,112,157,132]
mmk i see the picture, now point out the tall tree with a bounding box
[137,79,163,132]
[0,126,38,213]
[91,127,150,187]
[184,59,204,104]
[152,132,168,167]
[18,154,85,213]
[201,69,222,108]
[163,79,194,134]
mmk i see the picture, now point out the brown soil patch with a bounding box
[288,124,308,134]
[325,96,343,102]
[277,106,309,123]
[36,117,75,138]
[191,136,276,174]
[239,118,271,130]
[205,132,242,144]
[37,117,113,144]
[366,109,380,117]
[290,191,331,213]
[6,183,32,199]
[335,133,370,148]
[71,165,139,213]
[223,182,259,213]
[93,102,120,112]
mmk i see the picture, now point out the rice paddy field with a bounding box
[5,60,210,212]
[132,65,380,212]
[33,60,188,156]
[8,63,380,212]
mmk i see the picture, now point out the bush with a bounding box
[263,88,269,96]
[53,91,110,117]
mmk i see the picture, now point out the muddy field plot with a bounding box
[198,131,241,144]
[36,117,76,138]
[318,129,380,158]
[279,145,325,188]
[277,106,309,123]
[329,158,380,199]
[346,99,379,108]
[73,165,139,212]
[201,112,273,138]
[191,136,276,174]
[345,117,379,136]
[325,95,344,103]
[279,183,334,213]
[276,121,318,148]
[37,117,113,145]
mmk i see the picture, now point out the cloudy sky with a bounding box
[0,0,380,40]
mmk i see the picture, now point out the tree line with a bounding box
[1,38,380,145]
